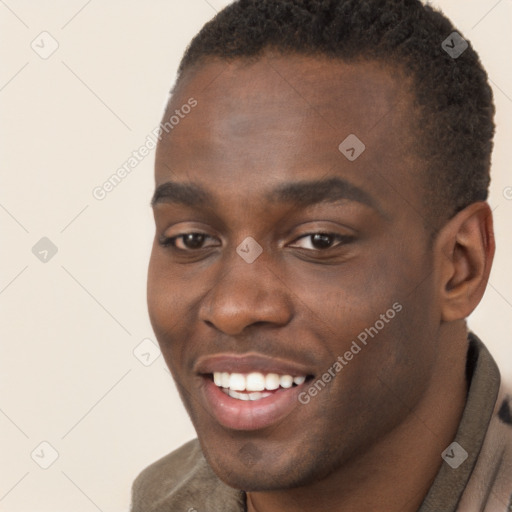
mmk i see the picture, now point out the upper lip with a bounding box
[194,353,314,377]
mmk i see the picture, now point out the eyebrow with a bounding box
[151,177,380,213]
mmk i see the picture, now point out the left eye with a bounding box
[289,233,351,250]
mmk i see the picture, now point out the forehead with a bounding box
[155,55,423,216]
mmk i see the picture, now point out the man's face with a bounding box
[148,55,442,491]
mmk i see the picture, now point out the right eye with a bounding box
[158,232,220,251]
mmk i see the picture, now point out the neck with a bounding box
[247,323,469,512]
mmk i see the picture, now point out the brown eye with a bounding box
[310,233,336,249]
[177,233,208,250]
[159,233,218,250]
[289,233,353,251]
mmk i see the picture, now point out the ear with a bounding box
[435,202,495,322]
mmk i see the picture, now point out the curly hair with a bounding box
[174,0,495,229]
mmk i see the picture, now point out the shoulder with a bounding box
[131,438,202,502]
[130,438,245,512]
[481,381,512,509]
[460,379,512,511]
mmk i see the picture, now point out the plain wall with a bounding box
[1,1,511,510]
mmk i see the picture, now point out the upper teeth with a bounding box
[213,372,306,391]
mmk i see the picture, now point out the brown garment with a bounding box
[131,333,512,511]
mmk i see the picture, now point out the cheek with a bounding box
[291,245,438,383]
[147,250,168,331]
[282,254,400,335]
[337,256,439,412]
[147,249,188,368]
[147,246,195,320]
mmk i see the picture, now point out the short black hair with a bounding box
[174,0,495,230]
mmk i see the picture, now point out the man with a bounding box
[131,0,512,510]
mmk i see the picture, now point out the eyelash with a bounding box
[158,232,354,252]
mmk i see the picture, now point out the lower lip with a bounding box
[201,377,307,431]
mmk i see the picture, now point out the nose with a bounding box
[198,252,293,336]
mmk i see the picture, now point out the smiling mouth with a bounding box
[199,370,315,430]
[207,371,311,401]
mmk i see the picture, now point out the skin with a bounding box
[148,54,495,511]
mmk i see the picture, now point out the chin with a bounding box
[201,440,331,493]
[213,466,306,493]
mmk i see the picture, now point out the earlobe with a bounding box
[436,202,495,323]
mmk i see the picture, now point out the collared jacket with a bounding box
[131,333,512,511]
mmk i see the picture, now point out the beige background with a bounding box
[1,1,511,510]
